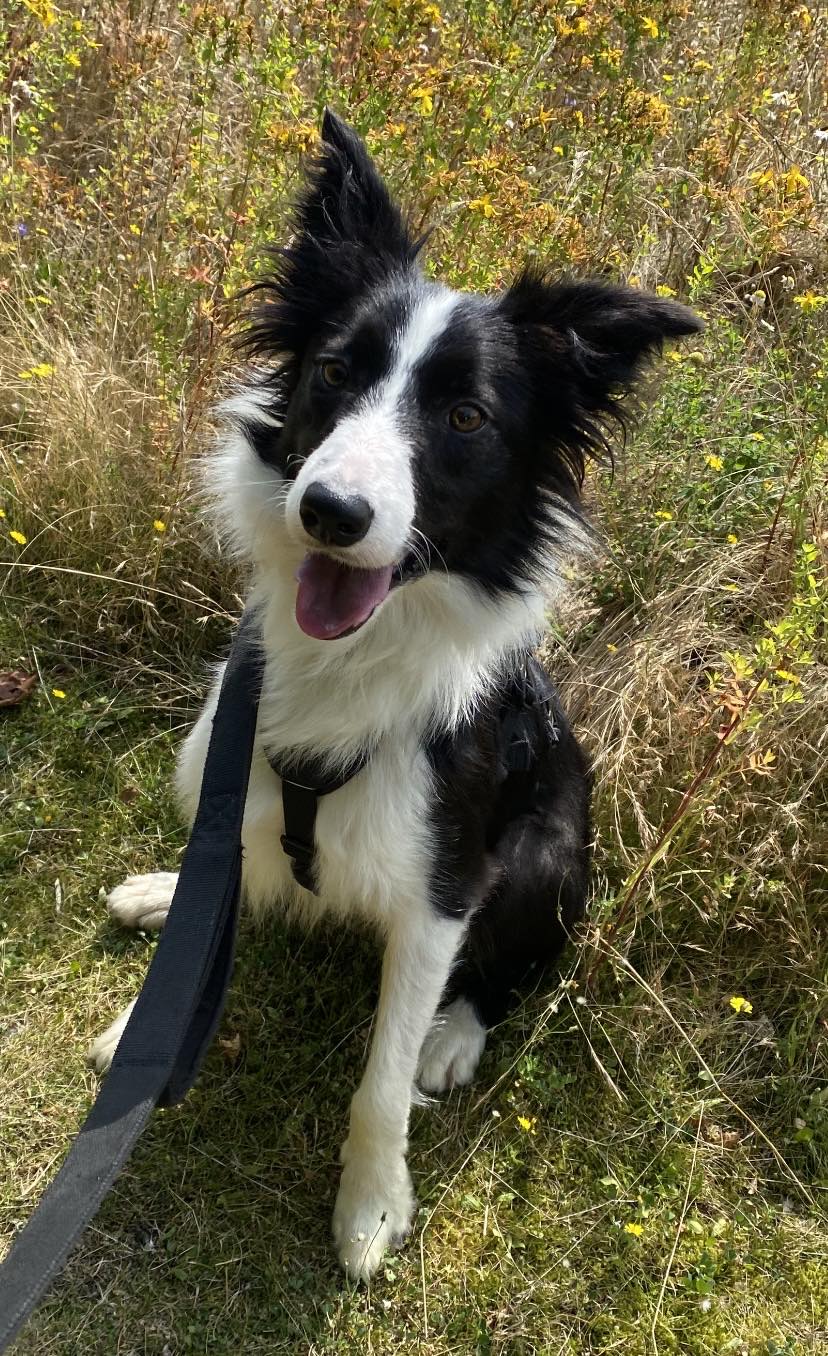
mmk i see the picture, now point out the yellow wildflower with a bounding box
[747,432,765,441]
[606,643,618,653]
[9,530,27,545]
[52,688,66,699]
[793,291,828,312]
[624,1222,644,1236]
[469,195,496,219]
[517,1115,537,1134]
[727,534,739,545]
[705,454,724,471]
[18,362,54,380]
[782,165,809,197]
[656,284,676,297]
[654,510,673,521]
[410,86,434,116]
[729,996,753,1014]
[641,16,659,38]
[65,50,82,68]
[153,519,167,533]
[0,508,5,518]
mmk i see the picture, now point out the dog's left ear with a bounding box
[500,270,702,430]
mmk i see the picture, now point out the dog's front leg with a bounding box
[333,904,466,1281]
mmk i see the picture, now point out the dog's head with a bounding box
[222,110,701,643]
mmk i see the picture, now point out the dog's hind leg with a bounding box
[106,871,179,931]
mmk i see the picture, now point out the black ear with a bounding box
[499,269,703,458]
[242,110,419,368]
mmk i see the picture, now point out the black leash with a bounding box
[0,612,262,1353]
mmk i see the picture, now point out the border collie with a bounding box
[90,110,701,1280]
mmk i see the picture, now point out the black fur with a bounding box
[239,110,701,1030]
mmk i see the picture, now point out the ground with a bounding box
[1,2,826,1353]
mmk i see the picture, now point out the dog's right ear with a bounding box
[242,110,418,366]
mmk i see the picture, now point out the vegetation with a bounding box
[1,1,826,1351]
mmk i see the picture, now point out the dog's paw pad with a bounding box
[107,872,178,931]
[417,997,486,1094]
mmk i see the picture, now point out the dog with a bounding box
[90,110,701,1280]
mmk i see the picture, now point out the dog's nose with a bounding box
[299,482,374,547]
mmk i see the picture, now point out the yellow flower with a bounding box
[606,643,618,653]
[553,145,564,156]
[421,2,442,22]
[18,362,54,380]
[410,86,434,116]
[747,432,765,441]
[729,996,753,1014]
[641,16,659,38]
[782,165,809,197]
[654,510,673,521]
[65,50,82,68]
[793,291,827,313]
[727,533,739,545]
[624,1221,644,1236]
[751,167,775,192]
[705,454,724,472]
[22,0,57,24]
[9,530,27,545]
[656,284,676,297]
[469,194,496,219]
[517,1115,537,1134]
[722,583,741,593]
[153,519,167,533]
[0,508,5,518]
[52,688,66,699]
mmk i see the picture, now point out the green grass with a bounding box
[1,0,827,1351]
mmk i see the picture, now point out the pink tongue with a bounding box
[295,553,394,640]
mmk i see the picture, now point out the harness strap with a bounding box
[0,612,262,1353]
[266,749,371,893]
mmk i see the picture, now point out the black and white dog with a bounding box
[90,111,700,1280]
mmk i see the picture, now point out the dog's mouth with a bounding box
[294,550,426,641]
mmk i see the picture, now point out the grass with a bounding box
[1,0,827,1352]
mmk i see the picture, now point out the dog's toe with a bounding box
[333,1155,414,1282]
[417,997,487,1094]
[87,1000,136,1074]
[107,872,178,931]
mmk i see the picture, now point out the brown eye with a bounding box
[320,358,348,388]
[449,403,485,433]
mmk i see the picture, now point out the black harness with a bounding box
[269,655,558,894]
[0,620,556,1349]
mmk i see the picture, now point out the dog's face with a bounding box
[234,110,701,642]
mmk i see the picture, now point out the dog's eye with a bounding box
[320,358,348,388]
[449,403,485,433]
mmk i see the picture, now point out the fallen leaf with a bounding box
[218,1032,242,1061]
[0,670,37,707]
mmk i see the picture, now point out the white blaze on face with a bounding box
[287,287,460,569]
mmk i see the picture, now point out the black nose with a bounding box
[299,482,374,547]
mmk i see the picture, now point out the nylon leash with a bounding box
[0,612,262,1352]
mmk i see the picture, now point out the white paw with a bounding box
[332,1153,415,1282]
[417,997,487,1094]
[87,1000,136,1074]
[107,872,178,931]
